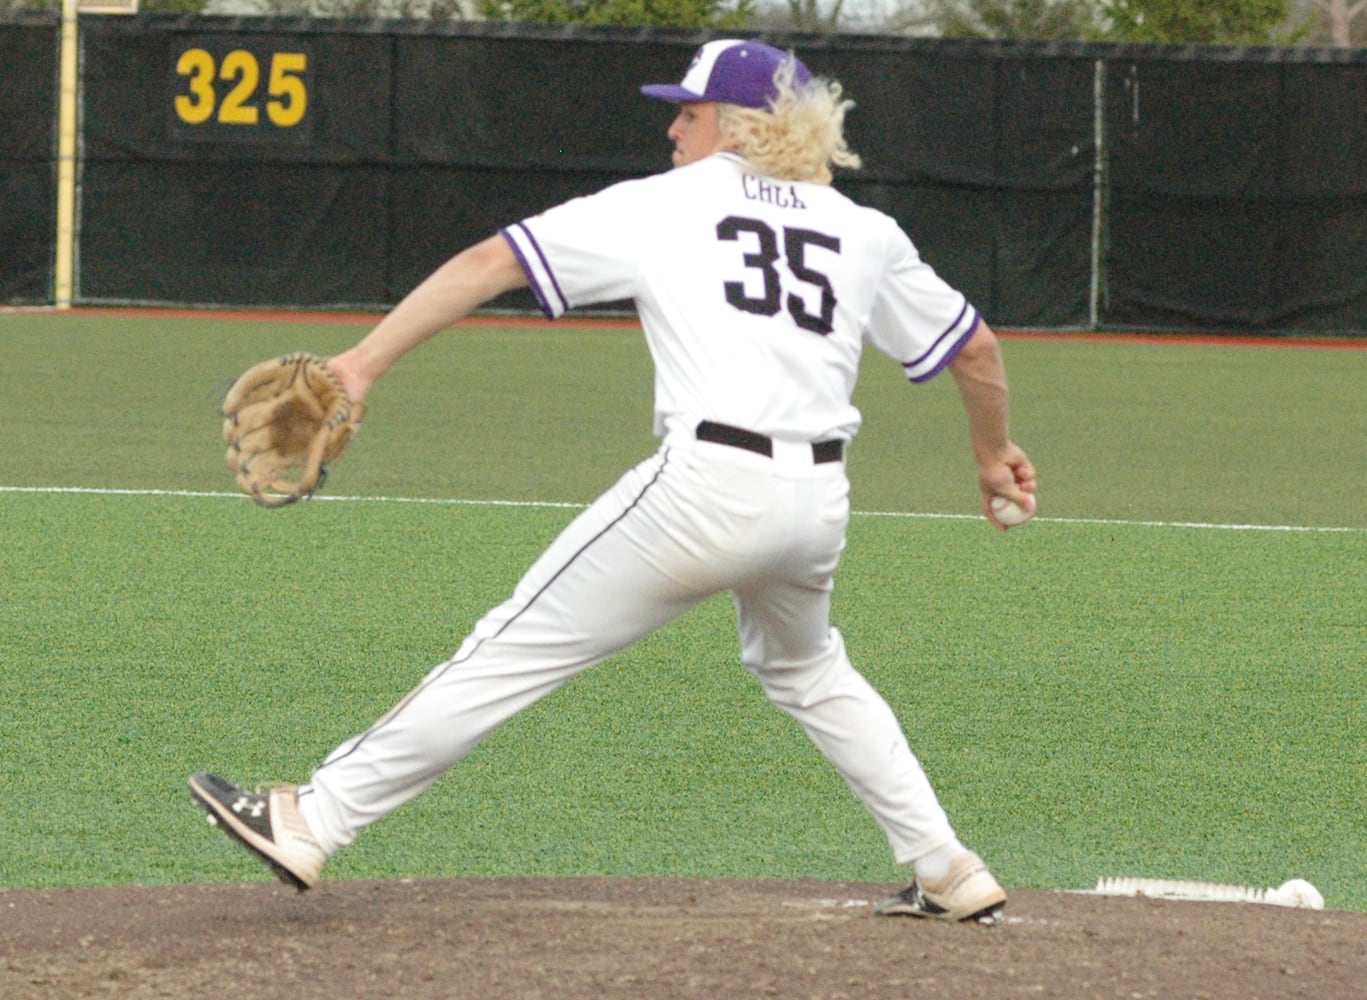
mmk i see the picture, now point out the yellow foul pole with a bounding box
[54,0,79,308]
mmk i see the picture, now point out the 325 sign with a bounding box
[169,40,313,143]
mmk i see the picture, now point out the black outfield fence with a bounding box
[3,16,1365,335]
[1,14,60,303]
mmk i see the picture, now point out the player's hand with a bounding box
[324,349,374,406]
[979,444,1036,530]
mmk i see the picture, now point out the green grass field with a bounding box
[1,311,1363,911]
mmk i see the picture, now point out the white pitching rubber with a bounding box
[1087,876,1324,909]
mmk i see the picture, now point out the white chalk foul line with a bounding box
[0,485,583,510]
[1,486,1362,533]
[859,508,1364,533]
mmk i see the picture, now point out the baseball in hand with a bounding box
[991,493,1036,527]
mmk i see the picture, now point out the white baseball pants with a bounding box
[299,433,957,865]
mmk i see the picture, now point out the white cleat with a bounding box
[188,772,325,890]
[875,851,1007,923]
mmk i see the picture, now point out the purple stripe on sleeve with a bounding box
[501,223,569,318]
[902,303,979,383]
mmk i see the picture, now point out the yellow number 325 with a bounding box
[174,49,309,128]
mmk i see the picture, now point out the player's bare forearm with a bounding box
[328,235,529,402]
[948,321,1037,517]
[949,324,1010,460]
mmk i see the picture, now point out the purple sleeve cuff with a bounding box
[501,223,567,319]
[901,303,979,383]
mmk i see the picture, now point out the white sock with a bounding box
[913,840,965,882]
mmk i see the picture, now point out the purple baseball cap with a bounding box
[640,39,812,110]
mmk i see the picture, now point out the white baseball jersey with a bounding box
[502,151,979,443]
[297,150,979,872]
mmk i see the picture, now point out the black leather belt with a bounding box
[696,420,843,464]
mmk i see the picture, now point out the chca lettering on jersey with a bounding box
[741,175,808,210]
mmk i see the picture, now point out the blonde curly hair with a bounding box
[717,57,862,185]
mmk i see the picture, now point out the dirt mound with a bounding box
[2,877,1361,998]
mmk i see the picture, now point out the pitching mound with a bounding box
[2,877,1361,998]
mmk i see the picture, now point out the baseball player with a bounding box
[190,38,1036,924]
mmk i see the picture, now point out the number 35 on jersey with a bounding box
[717,216,841,336]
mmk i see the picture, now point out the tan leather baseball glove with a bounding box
[220,353,365,507]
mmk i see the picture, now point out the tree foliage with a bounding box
[782,0,838,31]
[887,0,1333,45]
[1296,0,1367,44]
[1097,0,1296,44]
[479,0,752,27]
[915,0,1103,40]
